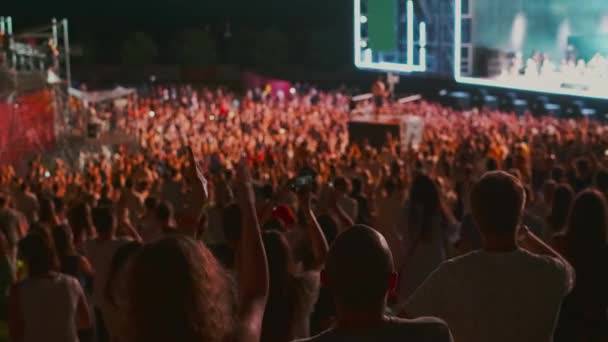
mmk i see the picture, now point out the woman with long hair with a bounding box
[260,188,328,342]
[546,184,574,238]
[8,229,91,342]
[554,190,608,341]
[38,195,60,229]
[126,237,234,342]
[123,155,269,342]
[67,203,96,252]
[397,174,458,302]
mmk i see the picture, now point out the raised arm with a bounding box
[298,188,329,270]
[328,186,354,228]
[235,158,269,342]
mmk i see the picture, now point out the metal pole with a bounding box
[62,19,71,89]
[6,16,12,35]
[52,18,59,71]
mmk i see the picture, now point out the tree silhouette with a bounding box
[174,29,217,66]
[121,32,158,65]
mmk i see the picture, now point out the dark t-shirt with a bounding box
[298,316,452,342]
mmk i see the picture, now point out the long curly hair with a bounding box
[125,236,234,342]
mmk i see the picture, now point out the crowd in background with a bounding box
[0,84,608,341]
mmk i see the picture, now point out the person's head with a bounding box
[92,206,116,237]
[542,180,557,205]
[67,202,94,239]
[325,225,396,314]
[53,197,65,217]
[575,158,591,178]
[51,224,76,259]
[0,195,8,208]
[471,171,525,240]
[38,196,57,225]
[125,236,233,342]
[565,190,608,262]
[101,184,111,198]
[595,168,608,195]
[351,177,364,196]
[18,229,59,277]
[156,201,174,225]
[333,177,349,195]
[549,184,575,233]
[409,174,440,212]
[551,166,566,183]
[105,242,143,309]
[485,157,499,172]
[144,196,159,212]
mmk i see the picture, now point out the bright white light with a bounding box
[454,0,462,79]
[148,111,155,118]
[289,87,296,95]
[360,15,368,24]
[209,115,215,121]
[511,12,527,51]
[454,0,608,99]
[419,22,427,48]
[279,128,286,135]
[557,19,571,53]
[360,40,368,48]
[601,15,608,33]
[407,0,414,66]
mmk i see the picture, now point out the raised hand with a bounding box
[186,146,208,204]
[236,157,255,206]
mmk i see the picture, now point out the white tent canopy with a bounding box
[69,86,136,104]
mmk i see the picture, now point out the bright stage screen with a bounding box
[354,0,427,73]
[455,0,608,99]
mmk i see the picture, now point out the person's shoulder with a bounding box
[293,329,334,342]
[441,250,483,269]
[515,249,570,282]
[387,316,452,340]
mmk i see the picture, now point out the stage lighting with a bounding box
[289,87,296,95]
[209,115,215,121]
[360,15,368,24]
[148,111,156,118]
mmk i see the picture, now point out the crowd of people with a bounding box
[502,50,608,91]
[1,84,608,341]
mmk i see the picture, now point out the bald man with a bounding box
[298,225,452,341]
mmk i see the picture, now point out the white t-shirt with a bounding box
[18,273,85,342]
[83,238,130,307]
[405,249,573,342]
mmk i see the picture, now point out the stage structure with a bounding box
[355,0,428,73]
[454,0,608,99]
[0,16,72,166]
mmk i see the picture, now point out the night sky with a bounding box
[6,0,353,65]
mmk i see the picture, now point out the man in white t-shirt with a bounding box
[83,207,131,341]
[403,171,574,342]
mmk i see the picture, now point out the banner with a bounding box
[0,90,55,165]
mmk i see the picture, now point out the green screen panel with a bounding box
[368,0,397,52]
